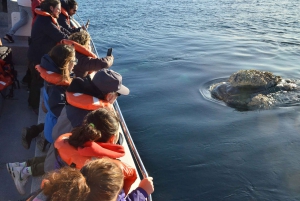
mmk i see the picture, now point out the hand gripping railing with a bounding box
[74,14,152,201]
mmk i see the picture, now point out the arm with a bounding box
[123,177,154,201]
[77,53,114,72]
[58,15,81,34]
[42,18,69,43]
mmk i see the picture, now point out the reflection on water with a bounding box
[78,0,300,200]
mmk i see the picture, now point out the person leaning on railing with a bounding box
[44,68,129,172]
[53,108,137,194]
[61,30,114,78]
[58,0,87,33]
[28,158,154,201]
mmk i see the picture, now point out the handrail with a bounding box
[74,14,152,201]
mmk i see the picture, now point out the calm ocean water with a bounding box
[77,0,300,200]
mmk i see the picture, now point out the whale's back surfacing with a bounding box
[228,69,281,88]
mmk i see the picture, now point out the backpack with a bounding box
[0,46,20,98]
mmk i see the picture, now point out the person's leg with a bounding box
[7,5,29,35]
[28,61,43,112]
[7,156,46,194]
[26,156,46,176]
[21,66,31,88]
[22,123,44,149]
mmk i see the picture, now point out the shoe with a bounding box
[3,34,14,43]
[6,162,20,177]
[22,128,31,149]
[22,123,44,149]
[11,166,28,195]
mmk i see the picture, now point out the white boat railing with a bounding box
[74,14,153,201]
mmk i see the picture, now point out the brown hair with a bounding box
[40,0,60,13]
[68,108,120,148]
[42,167,90,201]
[69,30,91,47]
[48,44,75,83]
[82,158,124,201]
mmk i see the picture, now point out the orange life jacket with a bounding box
[60,39,97,58]
[35,65,70,86]
[0,60,12,91]
[60,7,70,25]
[55,133,137,194]
[35,8,60,29]
[65,91,113,111]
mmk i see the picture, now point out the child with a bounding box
[53,108,136,194]
[31,158,154,201]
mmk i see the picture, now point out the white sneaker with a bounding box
[11,166,29,195]
[6,162,20,178]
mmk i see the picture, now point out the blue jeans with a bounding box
[8,5,32,35]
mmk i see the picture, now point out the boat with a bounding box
[0,1,151,200]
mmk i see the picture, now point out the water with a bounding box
[77,0,300,200]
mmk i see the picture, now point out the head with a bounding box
[68,108,120,148]
[48,44,76,82]
[91,69,130,104]
[40,0,61,18]
[67,0,78,16]
[69,31,91,50]
[42,167,90,201]
[81,158,124,201]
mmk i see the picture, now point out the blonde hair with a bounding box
[69,30,91,47]
[48,44,75,83]
[42,167,90,201]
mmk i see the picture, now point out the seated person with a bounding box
[44,68,129,172]
[54,108,137,194]
[61,30,113,78]
[30,158,154,201]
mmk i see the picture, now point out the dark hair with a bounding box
[68,0,78,11]
[43,167,90,201]
[48,44,75,82]
[40,0,60,13]
[68,108,120,148]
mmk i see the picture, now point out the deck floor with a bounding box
[0,64,38,200]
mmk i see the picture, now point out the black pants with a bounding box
[28,61,43,110]
[26,156,46,176]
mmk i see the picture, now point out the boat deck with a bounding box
[0,1,141,200]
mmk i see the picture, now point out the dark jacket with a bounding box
[57,0,81,33]
[28,14,70,63]
[58,13,81,33]
[39,54,69,143]
[73,52,113,78]
[40,54,68,118]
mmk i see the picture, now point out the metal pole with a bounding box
[75,13,152,201]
